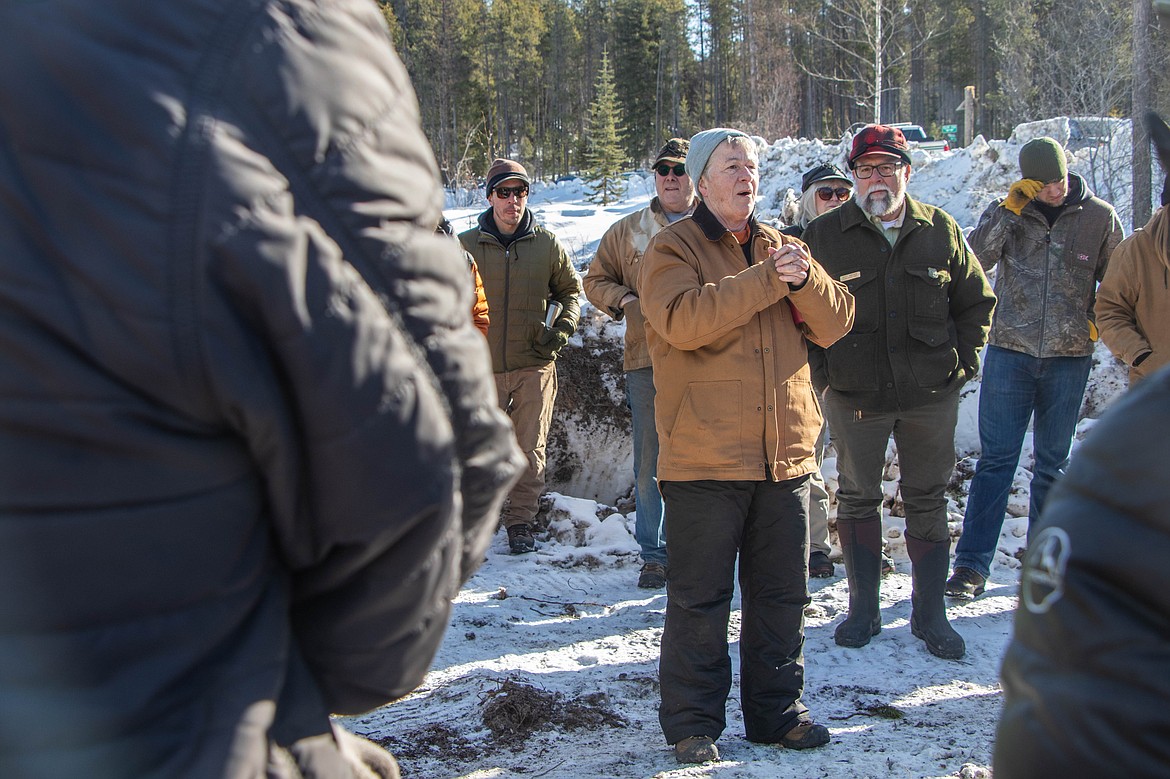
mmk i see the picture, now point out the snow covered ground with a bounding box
[343,119,1137,778]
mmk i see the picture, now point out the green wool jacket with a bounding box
[461,210,582,373]
[802,196,996,413]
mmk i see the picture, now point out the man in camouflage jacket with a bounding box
[947,137,1124,599]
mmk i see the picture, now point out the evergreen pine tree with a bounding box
[584,51,628,206]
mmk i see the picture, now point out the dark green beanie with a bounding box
[1019,137,1067,183]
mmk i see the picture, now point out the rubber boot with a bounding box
[834,517,883,648]
[906,535,966,660]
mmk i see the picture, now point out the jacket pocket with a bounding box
[837,266,879,332]
[906,319,959,388]
[826,332,878,391]
[625,299,647,352]
[667,381,744,469]
[782,378,821,466]
[905,265,950,321]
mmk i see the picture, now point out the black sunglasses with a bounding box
[655,163,687,177]
[816,186,852,202]
[493,185,529,199]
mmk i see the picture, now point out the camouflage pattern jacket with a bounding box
[969,172,1123,358]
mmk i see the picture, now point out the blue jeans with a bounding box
[952,346,1092,578]
[627,367,666,565]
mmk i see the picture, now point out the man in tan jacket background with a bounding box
[1096,204,1169,385]
[640,128,854,764]
[584,137,696,589]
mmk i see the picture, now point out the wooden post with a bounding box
[963,86,976,148]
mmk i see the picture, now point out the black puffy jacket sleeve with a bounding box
[199,0,522,713]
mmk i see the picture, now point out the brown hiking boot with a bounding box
[779,720,831,750]
[674,735,719,763]
[945,566,986,599]
[637,561,666,589]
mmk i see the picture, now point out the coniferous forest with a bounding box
[378,0,1168,189]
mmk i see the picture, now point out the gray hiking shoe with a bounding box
[674,735,719,763]
[506,523,535,555]
[809,551,835,578]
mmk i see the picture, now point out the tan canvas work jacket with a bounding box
[641,203,854,483]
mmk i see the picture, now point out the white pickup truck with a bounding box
[888,123,950,152]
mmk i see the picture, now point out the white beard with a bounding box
[858,188,904,219]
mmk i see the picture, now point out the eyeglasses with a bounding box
[816,186,852,201]
[493,185,529,200]
[853,162,904,180]
[655,163,687,177]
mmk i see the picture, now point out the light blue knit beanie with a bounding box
[686,128,751,188]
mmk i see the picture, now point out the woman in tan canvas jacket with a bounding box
[639,128,853,765]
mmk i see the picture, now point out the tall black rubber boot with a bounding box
[833,517,883,648]
[906,534,966,660]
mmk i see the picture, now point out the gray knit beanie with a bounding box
[686,128,751,186]
[1019,137,1068,183]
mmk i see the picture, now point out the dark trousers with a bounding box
[823,389,958,543]
[658,476,811,745]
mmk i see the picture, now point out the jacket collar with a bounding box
[837,195,927,241]
[650,196,696,222]
[692,201,759,242]
[478,207,535,245]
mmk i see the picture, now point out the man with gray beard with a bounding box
[802,125,995,661]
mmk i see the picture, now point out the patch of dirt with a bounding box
[370,723,482,763]
[614,672,660,699]
[545,327,628,488]
[548,553,609,570]
[481,678,628,748]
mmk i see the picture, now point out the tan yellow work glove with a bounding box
[1088,319,1099,341]
[1002,178,1045,215]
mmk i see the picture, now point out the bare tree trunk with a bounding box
[1133,0,1152,227]
[873,0,882,123]
[974,1,991,137]
[656,41,664,143]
